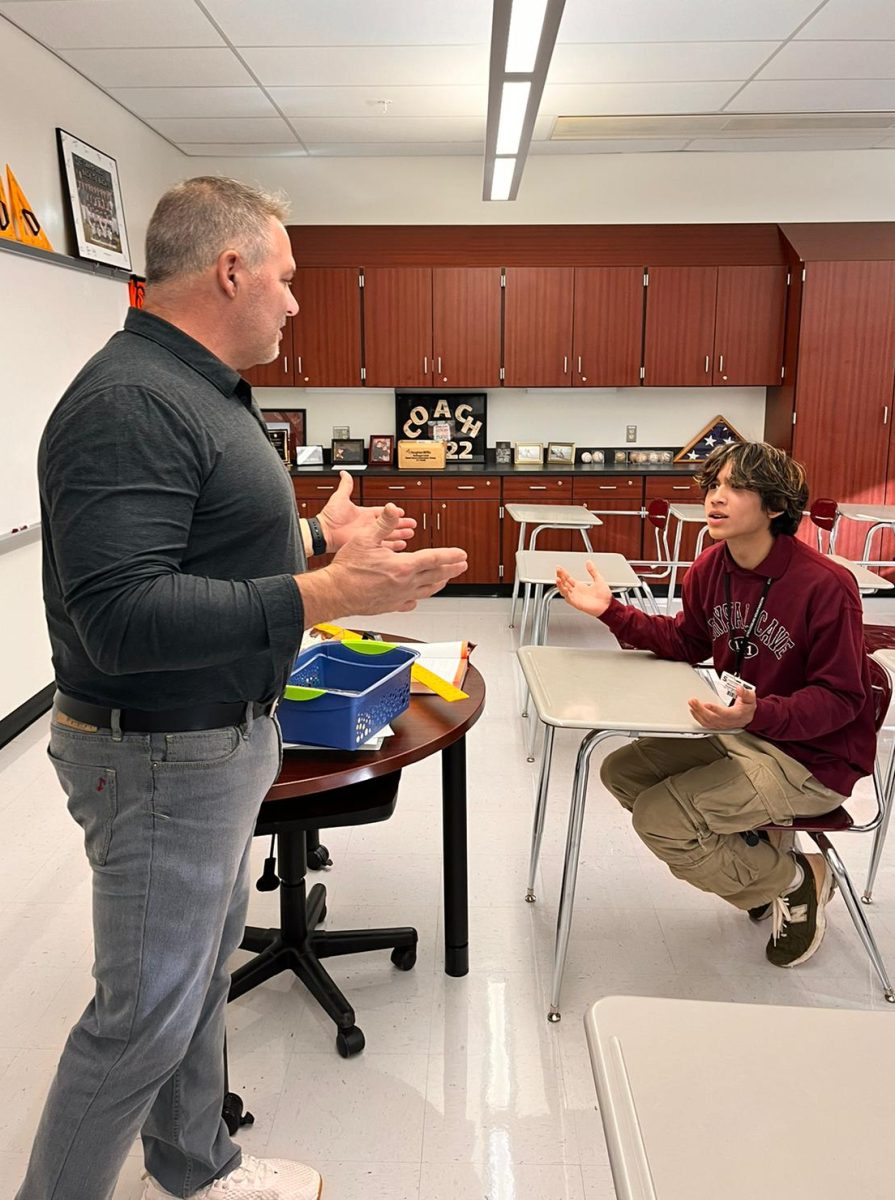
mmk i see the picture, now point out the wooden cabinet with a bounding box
[432,268,502,387]
[643,267,718,386]
[363,475,433,548]
[432,477,500,584]
[291,473,341,568]
[363,267,501,388]
[292,267,362,387]
[363,267,432,388]
[643,265,787,387]
[791,260,895,560]
[504,266,645,388]
[243,321,294,388]
[503,267,574,387]
[572,268,645,387]
[713,266,788,386]
[363,475,500,583]
[501,476,577,583]
[572,477,644,560]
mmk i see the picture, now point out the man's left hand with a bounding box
[316,470,417,553]
[688,685,757,731]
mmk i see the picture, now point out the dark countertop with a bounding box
[291,461,699,478]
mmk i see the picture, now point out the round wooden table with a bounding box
[265,654,485,976]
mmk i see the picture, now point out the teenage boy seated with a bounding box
[556,441,876,968]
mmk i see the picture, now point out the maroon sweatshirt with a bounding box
[600,535,876,796]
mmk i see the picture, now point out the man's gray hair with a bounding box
[145,176,290,285]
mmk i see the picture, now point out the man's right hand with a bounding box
[296,503,468,627]
[555,561,613,617]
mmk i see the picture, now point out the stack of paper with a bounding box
[283,724,394,752]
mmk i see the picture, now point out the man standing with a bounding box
[557,442,875,970]
[18,177,467,1200]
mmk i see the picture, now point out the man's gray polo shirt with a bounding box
[39,308,304,709]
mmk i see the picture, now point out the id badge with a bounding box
[719,671,756,706]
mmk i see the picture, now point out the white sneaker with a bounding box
[142,1154,322,1199]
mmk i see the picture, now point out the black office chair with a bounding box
[228,769,417,1057]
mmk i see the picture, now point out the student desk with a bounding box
[829,553,894,591]
[516,646,726,1019]
[505,503,603,636]
[584,994,894,1200]
[831,502,895,569]
[264,657,485,976]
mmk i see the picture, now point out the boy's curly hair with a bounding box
[694,442,808,536]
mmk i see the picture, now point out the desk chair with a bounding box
[228,770,417,1057]
[758,655,895,1003]
[807,499,893,591]
[637,499,709,607]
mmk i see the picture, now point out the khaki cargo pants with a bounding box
[600,731,846,910]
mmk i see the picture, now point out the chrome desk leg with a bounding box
[548,728,611,1022]
[638,578,660,616]
[508,521,526,628]
[525,587,558,759]
[666,518,684,612]
[864,731,895,903]
[526,723,556,901]
[580,527,594,553]
[815,833,895,1003]
[519,581,534,651]
[862,523,885,569]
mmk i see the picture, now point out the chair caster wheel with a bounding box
[524,890,536,903]
[547,1009,562,1023]
[307,844,333,871]
[390,946,417,971]
[336,1025,365,1057]
[861,895,873,905]
[526,755,535,763]
[222,1092,255,1136]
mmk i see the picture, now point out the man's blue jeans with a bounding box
[16,708,281,1200]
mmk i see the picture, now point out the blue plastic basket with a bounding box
[278,640,420,750]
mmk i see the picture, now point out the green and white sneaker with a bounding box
[766,852,834,968]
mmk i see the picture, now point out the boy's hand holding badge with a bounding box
[688,673,757,730]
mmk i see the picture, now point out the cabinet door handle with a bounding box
[578,356,582,374]
[563,355,568,374]
[437,356,442,374]
[529,485,547,491]
[599,485,617,490]
[316,485,335,491]
[672,485,690,491]
[422,512,427,531]
[436,511,441,531]
[423,356,428,374]
[718,354,724,375]
[704,355,710,374]
[283,356,288,374]
[457,485,475,490]
[387,485,407,490]
[885,406,890,426]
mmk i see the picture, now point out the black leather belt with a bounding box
[54,691,273,733]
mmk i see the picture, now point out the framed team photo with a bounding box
[57,128,131,270]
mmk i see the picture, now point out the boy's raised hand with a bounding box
[555,561,613,617]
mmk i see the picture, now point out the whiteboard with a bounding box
[0,247,129,533]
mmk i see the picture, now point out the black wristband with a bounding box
[307,515,327,557]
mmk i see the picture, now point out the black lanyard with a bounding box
[723,573,773,676]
